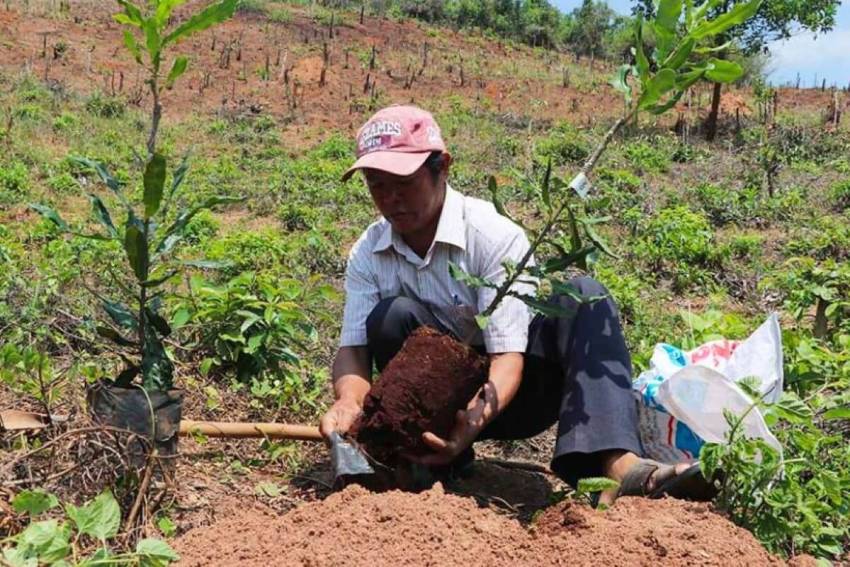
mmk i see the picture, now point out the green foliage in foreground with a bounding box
[701,394,850,559]
[2,489,179,566]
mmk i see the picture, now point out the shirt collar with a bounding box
[372,184,466,254]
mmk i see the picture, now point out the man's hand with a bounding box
[319,398,363,442]
[409,382,496,467]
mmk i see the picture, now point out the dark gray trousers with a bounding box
[364,276,643,487]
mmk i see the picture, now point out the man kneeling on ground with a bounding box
[319,104,714,505]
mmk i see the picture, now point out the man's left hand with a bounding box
[408,382,496,467]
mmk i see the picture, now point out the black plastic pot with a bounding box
[87,381,183,470]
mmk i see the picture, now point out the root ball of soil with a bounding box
[351,326,488,460]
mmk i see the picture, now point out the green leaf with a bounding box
[576,476,620,496]
[823,407,850,421]
[124,211,149,282]
[690,0,762,41]
[142,325,174,391]
[155,196,243,256]
[88,194,118,238]
[171,308,191,329]
[142,269,178,288]
[114,0,144,27]
[28,203,69,232]
[156,516,177,538]
[656,0,683,33]
[664,38,695,70]
[772,392,813,424]
[638,68,677,109]
[166,55,188,89]
[535,246,595,274]
[180,259,234,269]
[136,538,180,567]
[70,157,125,197]
[145,307,172,337]
[541,158,552,210]
[582,224,617,258]
[123,30,143,64]
[704,58,743,83]
[169,153,191,201]
[143,18,161,63]
[609,64,632,104]
[156,0,187,26]
[488,175,513,221]
[144,153,167,219]
[95,325,136,347]
[12,489,59,516]
[474,314,490,330]
[18,520,71,564]
[163,0,238,46]
[448,262,497,289]
[633,16,650,84]
[102,300,138,331]
[511,293,573,318]
[66,491,121,541]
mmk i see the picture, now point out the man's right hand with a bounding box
[319,398,363,442]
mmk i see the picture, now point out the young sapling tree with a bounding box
[30,0,240,394]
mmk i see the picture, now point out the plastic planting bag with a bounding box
[633,314,784,463]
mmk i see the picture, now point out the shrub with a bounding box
[785,216,850,260]
[0,160,29,202]
[534,122,589,166]
[728,233,764,259]
[85,92,126,118]
[829,179,850,211]
[635,205,717,289]
[702,391,850,560]
[172,273,327,388]
[693,183,760,226]
[12,103,42,121]
[623,139,670,174]
[52,111,79,131]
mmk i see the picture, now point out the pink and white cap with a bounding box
[342,105,446,181]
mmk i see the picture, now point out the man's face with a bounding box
[362,157,448,236]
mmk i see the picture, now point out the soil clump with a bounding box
[174,482,784,566]
[351,326,488,460]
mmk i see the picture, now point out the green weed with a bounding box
[2,489,179,565]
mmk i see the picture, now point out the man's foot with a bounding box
[617,459,717,501]
[597,451,716,507]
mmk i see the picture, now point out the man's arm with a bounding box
[416,351,524,466]
[319,346,371,440]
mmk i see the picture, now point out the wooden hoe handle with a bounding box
[179,419,323,442]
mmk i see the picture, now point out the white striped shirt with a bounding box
[339,185,534,353]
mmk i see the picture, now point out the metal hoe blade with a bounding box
[329,432,374,477]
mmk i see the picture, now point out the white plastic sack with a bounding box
[633,314,783,463]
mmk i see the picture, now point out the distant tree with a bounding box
[400,0,445,22]
[568,0,618,67]
[634,0,841,140]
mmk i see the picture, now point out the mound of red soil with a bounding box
[174,483,784,566]
[351,326,488,459]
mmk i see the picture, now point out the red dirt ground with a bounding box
[173,482,790,566]
[5,1,832,149]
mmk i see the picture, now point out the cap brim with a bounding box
[341,151,431,181]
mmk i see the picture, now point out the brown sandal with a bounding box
[618,459,717,501]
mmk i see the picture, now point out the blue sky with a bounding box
[553,0,850,87]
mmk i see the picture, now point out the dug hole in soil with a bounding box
[174,482,798,566]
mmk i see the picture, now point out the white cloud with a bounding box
[768,30,850,86]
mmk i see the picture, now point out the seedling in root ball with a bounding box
[29,0,240,393]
